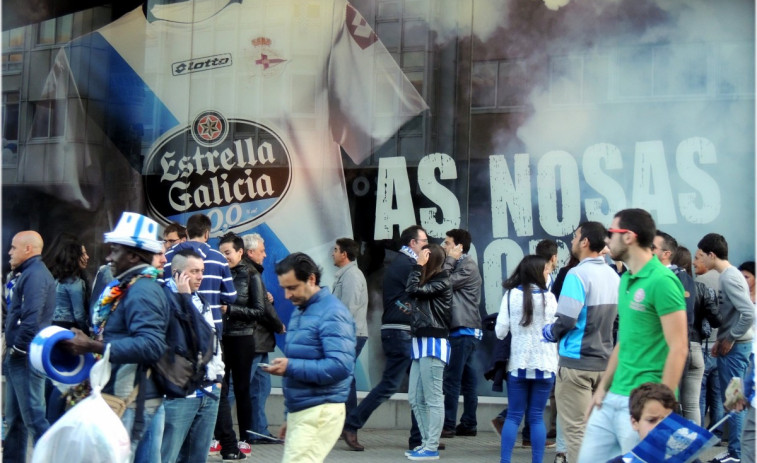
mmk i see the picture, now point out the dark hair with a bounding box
[615,208,656,249]
[420,244,446,285]
[739,261,756,277]
[400,225,427,247]
[502,255,548,327]
[219,232,244,252]
[186,214,212,239]
[629,382,677,421]
[44,233,87,282]
[335,238,360,262]
[672,246,693,277]
[655,230,678,255]
[445,229,472,254]
[535,239,557,260]
[698,233,729,260]
[163,222,187,240]
[578,222,607,253]
[275,252,321,285]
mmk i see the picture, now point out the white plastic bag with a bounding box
[32,345,131,463]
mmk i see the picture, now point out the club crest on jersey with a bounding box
[171,53,232,76]
[249,37,287,77]
[143,112,292,234]
[345,4,378,50]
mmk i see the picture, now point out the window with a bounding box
[2,92,20,167]
[2,27,25,72]
[36,14,73,46]
[31,100,66,139]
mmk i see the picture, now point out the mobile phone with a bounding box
[173,270,180,279]
[258,363,270,368]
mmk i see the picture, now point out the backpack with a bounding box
[154,287,216,398]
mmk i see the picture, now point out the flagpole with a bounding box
[708,411,736,432]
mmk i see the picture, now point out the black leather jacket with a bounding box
[405,266,452,338]
[225,259,265,337]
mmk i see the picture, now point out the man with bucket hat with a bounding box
[62,211,169,461]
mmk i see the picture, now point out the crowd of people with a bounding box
[2,207,755,463]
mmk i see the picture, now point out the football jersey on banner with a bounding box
[37,0,426,314]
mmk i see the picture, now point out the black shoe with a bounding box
[221,452,247,461]
[343,430,365,451]
[441,428,456,438]
[455,425,477,437]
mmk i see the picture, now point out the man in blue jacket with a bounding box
[266,252,355,463]
[4,230,56,463]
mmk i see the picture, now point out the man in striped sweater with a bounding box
[543,221,620,463]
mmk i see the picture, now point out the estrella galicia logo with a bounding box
[191,111,228,147]
[143,112,292,234]
[171,53,232,76]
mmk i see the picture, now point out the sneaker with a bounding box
[209,440,222,455]
[554,452,568,463]
[490,417,504,436]
[221,451,247,461]
[405,445,423,457]
[407,448,440,461]
[521,439,555,448]
[237,441,251,455]
[708,452,740,463]
[454,424,477,436]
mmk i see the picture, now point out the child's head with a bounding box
[629,382,677,439]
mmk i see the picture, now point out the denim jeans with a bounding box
[577,392,638,463]
[134,403,164,463]
[443,336,480,430]
[717,341,751,458]
[4,351,50,463]
[249,352,273,440]
[344,329,420,445]
[701,344,724,436]
[161,390,220,463]
[409,356,445,452]
[500,374,554,463]
[122,400,164,463]
[680,342,705,425]
[345,336,368,420]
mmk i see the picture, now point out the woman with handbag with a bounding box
[404,243,453,461]
[495,255,558,463]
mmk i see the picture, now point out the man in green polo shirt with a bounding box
[576,208,688,463]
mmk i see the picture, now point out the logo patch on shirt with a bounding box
[345,4,378,50]
[630,288,647,312]
[143,110,292,234]
[249,37,287,77]
[171,53,232,76]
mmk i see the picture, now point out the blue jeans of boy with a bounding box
[443,336,479,431]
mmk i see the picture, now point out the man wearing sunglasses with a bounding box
[577,208,688,463]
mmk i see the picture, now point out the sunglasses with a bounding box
[607,228,636,239]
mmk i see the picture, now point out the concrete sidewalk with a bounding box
[208,427,728,462]
[210,428,556,462]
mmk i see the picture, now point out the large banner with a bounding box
[2,0,754,395]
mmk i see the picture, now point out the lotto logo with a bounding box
[172,54,232,76]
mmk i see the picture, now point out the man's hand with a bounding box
[711,339,734,357]
[59,328,104,355]
[585,387,606,422]
[176,271,191,294]
[417,248,430,266]
[447,243,463,260]
[265,357,288,376]
[278,421,287,441]
[267,292,274,303]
